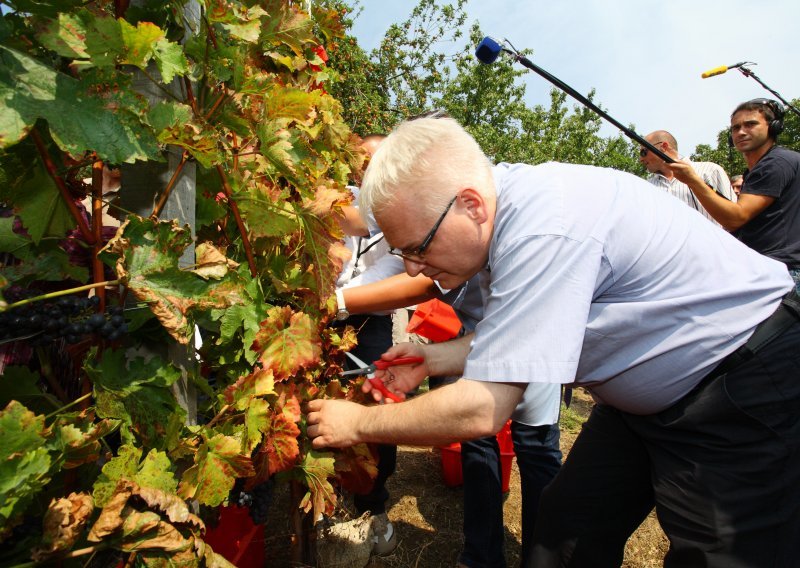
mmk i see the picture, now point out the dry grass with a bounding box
[265,388,668,567]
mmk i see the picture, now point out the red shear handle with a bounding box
[373,356,424,370]
[368,378,403,402]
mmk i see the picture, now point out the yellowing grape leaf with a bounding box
[93,445,178,508]
[191,242,239,280]
[252,306,321,380]
[177,434,254,507]
[297,450,336,519]
[32,492,94,562]
[221,369,276,411]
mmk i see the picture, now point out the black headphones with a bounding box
[729,98,786,146]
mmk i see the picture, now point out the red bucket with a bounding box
[439,421,516,492]
[204,505,265,568]
[406,299,462,342]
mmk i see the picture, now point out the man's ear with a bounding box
[459,188,489,223]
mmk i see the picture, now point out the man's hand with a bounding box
[306,399,366,448]
[365,342,429,403]
[665,160,705,187]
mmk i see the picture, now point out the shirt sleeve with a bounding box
[742,152,793,198]
[465,234,603,384]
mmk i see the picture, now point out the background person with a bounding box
[639,130,735,227]
[730,174,743,195]
[308,116,799,568]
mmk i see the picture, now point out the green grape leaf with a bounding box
[251,306,322,380]
[0,45,160,163]
[0,401,52,527]
[177,434,254,507]
[0,365,60,414]
[93,445,178,507]
[86,350,186,450]
[3,165,74,244]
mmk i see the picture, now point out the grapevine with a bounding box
[0,1,370,565]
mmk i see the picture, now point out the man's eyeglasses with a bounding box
[388,194,457,261]
[639,141,664,157]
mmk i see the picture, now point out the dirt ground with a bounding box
[264,389,668,567]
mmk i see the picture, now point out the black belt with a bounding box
[707,289,800,381]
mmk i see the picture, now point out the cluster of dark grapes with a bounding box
[229,478,274,525]
[0,292,128,346]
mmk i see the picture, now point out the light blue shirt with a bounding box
[465,163,793,415]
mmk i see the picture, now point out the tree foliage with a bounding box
[326,1,643,173]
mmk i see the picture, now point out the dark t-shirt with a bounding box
[736,146,800,268]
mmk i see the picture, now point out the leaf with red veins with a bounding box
[265,407,301,476]
[222,368,276,410]
[252,306,321,380]
[177,434,254,507]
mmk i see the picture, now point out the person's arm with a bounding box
[667,161,774,231]
[336,204,370,237]
[306,378,525,448]
[343,273,439,314]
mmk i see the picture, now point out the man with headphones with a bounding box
[668,98,800,289]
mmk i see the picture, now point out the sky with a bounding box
[350,0,800,154]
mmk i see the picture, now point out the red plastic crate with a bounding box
[440,421,515,492]
[204,505,265,568]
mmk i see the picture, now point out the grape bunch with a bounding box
[0,293,128,345]
[228,478,274,525]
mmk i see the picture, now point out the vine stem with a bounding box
[215,165,257,277]
[31,130,96,245]
[45,392,93,420]
[206,404,230,428]
[91,161,107,309]
[1,280,120,312]
[150,150,190,219]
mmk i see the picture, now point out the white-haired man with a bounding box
[307,117,799,567]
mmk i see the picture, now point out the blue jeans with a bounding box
[459,422,562,568]
[789,267,800,293]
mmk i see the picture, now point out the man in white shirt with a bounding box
[308,117,799,567]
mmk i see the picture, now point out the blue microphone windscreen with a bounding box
[475,36,503,64]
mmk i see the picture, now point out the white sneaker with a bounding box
[370,513,397,556]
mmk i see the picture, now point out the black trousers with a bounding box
[529,320,800,568]
[336,314,396,515]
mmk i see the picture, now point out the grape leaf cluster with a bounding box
[0,293,128,345]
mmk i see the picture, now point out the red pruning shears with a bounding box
[341,351,424,402]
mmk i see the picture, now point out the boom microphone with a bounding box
[474,36,675,164]
[475,36,506,64]
[701,62,747,79]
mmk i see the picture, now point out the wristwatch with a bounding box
[334,288,349,321]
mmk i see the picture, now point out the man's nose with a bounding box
[403,258,426,277]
